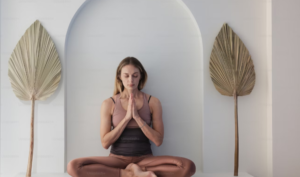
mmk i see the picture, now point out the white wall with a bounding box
[272,1,300,177]
[1,0,289,177]
[0,0,85,176]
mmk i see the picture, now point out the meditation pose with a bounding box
[67,57,196,177]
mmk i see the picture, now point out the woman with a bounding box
[67,57,196,177]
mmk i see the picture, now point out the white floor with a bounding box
[7,172,253,177]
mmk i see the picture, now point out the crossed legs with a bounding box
[67,154,196,177]
[136,155,196,177]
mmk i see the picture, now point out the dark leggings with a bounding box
[67,152,196,177]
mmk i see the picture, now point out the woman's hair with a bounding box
[113,56,148,96]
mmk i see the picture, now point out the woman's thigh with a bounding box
[67,154,131,177]
[68,155,129,168]
[136,155,189,167]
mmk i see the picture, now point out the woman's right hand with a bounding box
[125,93,133,121]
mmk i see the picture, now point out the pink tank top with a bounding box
[111,92,152,128]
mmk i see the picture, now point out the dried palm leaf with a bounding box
[8,20,61,177]
[209,23,255,176]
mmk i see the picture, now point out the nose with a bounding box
[129,76,134,82]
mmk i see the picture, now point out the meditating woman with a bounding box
[67,56,196,177]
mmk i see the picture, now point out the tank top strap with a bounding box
[110,97,115,104]
[143,92,146,103]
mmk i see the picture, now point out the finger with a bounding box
[132,101,134,109]
[129,94,132,104]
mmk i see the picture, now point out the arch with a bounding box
[64,0,203,173]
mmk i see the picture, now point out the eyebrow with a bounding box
[124,72,138,74]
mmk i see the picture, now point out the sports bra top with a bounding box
[110,92,152,128]
[109,92,153,156]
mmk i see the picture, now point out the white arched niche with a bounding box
[65,0,203,173]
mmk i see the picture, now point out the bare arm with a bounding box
[135,116,163,146]
[134,96,164,147]
[100,99,131,149]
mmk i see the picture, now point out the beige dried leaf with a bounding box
[8,20,61,101]
[209,23,255,96]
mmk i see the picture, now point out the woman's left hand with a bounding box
[132,97,140,120]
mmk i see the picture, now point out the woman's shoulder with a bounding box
[102,94,119,115]
[103,94,118,104]
[143,92,159,103]
[102,94,118,110]
[143,92,161,115]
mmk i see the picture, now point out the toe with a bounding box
[125,163,134,170]
[149,171,157,177]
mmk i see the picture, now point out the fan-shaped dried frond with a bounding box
[8,20,61,101]
[209,23,255,96]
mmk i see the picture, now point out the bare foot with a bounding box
[126,163,157,177]
[125,163,134,170]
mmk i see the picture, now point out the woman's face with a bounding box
[120,65,141,90]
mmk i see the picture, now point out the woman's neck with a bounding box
[120,89,141,99]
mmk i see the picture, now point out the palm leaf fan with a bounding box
[209,23,255,176]
[8,20,61,177]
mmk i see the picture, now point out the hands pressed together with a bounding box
[125,93,140,121]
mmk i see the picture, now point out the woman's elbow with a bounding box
[103,144,109,149]
[101,140,109,149]
[155,138,163,147]
[156,142,162,147]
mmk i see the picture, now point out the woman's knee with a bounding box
[182,158,196,177]
[67,159,82,177]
